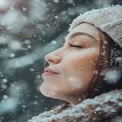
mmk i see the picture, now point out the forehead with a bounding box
[66,23,100,41]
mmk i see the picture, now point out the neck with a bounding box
[66,94,87,105]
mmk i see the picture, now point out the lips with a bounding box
[42,67,60,76]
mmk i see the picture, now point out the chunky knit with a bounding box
[69,5,122,48]
[28,89,122,122]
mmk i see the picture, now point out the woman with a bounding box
[28,5,122,122]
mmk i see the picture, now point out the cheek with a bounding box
[68,77,83,89]
[67,50,99,81]
[69,54,96,71]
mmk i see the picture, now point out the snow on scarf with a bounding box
[28,89,122,122]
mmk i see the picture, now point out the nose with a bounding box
[45,51,61,64]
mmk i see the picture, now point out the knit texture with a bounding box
[28,89,122,122]
[69,5,122,48]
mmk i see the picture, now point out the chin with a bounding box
[40,88,51,98]
[40,84,47,96]
[40,84,57,98]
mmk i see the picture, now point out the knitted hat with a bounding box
[69,5,122,48]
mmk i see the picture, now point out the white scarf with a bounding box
[28,89,122,122]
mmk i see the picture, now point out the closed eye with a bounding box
[69,43,83,48]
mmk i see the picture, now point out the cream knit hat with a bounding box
[69,5,122,48]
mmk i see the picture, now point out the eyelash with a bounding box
[68,43,83,48]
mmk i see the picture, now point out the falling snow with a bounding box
[0,0,121,122]
[28,89,122,122]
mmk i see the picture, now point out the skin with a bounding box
[40,23,108,105]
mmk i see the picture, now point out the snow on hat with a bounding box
[69,5,122,48]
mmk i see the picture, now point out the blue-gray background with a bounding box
[0,0,121,122]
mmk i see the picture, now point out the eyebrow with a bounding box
[64,32,98,44]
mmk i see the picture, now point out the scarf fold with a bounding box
[28,89,122,122]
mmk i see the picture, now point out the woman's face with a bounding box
[40,23,103,104]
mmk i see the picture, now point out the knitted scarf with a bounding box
[28,89,122,122]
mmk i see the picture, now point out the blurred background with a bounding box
[0,0,121,122]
